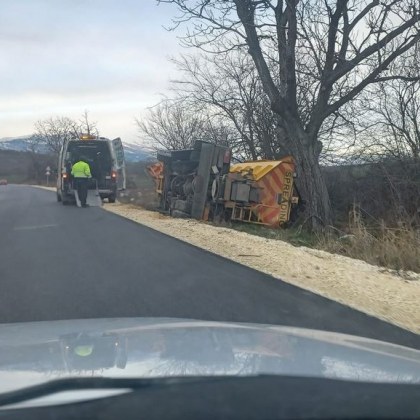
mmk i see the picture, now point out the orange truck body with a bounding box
[147,143,299,228]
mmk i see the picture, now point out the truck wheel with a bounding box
[108,196,116,203]
[57,192,62,202]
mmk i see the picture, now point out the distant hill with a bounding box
[0,148,55,184]
[0,135,49,154]
[0,136,154,162]
[122,141,154,162]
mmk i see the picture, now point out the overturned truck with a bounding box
[148,141,300,227]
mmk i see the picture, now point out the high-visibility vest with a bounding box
[71,161,91,178]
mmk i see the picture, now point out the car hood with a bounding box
[1,317,420,395]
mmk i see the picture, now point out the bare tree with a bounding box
[137,100,209,150]
[358,52,420,161]
[172,52,285,160]
[198,115,242,153]
[33,112,99,156]
[24,134,45,183]
[380,81,420,160]
[34,116,79,156]
[159,0,420,228]
[79,110,99,137]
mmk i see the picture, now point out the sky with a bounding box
[0,0,184,144]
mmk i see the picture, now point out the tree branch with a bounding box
[325,35,420,118]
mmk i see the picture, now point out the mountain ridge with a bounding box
[0,136,154,162]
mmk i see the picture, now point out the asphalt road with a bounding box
[0,185,419,349]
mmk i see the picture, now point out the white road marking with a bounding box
[14,224,58,231]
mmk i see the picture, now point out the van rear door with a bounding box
[112,137,126,190]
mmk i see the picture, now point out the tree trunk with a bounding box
[283,124,332,230]
[294,149,331,230]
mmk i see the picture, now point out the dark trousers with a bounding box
[75,178,88,206]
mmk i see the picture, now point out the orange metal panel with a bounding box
[250,162,295,226]
[230,157,294,181]
[147,162,164,179]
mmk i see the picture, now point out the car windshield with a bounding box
[0,0,419,416]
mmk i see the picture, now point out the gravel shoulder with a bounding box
[103,202,420,335]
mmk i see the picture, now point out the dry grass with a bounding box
[320,206,420,274]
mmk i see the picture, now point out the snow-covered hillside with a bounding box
[122,141,154,162]
[0,135,49,154]
[0,136,154,162]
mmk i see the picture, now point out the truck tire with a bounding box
[171,210,190,218]
[57,192,62,202]
[174,199,191,213]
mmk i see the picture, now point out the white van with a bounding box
[57,136,125,205]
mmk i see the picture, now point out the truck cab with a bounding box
[57,135,125,205]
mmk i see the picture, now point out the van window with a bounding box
[66,141,113,188]
[67,141,111,163]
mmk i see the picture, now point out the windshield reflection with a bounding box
[0,319,419,393]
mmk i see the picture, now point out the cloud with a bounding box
[0,0,184,139]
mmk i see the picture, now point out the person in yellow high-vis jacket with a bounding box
[71,156,92,207]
